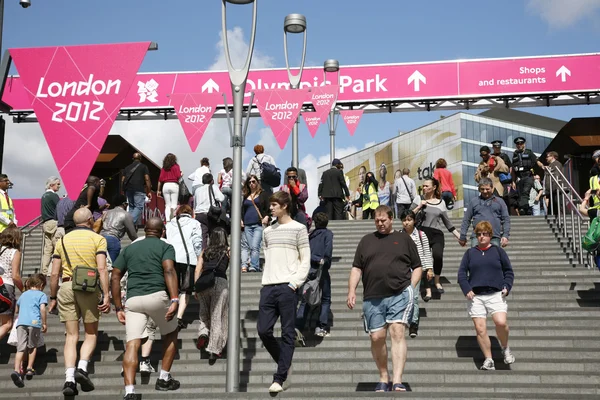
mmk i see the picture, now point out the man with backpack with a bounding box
[295,212,334,340]
[246,144,280,193]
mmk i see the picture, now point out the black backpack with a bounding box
[255,156,281,187]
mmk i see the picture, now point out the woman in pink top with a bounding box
[433,158,457,210]
[158,153,182,222]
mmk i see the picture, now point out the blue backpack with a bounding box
[255,157,281,187]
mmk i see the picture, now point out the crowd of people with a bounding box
[0,133,581,396]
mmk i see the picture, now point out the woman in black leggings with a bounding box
[412,178,460,293]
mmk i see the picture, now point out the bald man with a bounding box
[122,152,152,226]
[112,217,180,397]
[49,207,110,396]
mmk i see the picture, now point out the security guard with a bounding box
[0,174,16,232]
[512,137,537,215]
[491,140,512,169]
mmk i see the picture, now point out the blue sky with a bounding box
[4,0,600,211]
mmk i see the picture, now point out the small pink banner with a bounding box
[170,93,220,152]
[254,89,310,149]
[302,112,321,138]
[9,42,149,198]
[340,110,364,136]
[310,85,339,124]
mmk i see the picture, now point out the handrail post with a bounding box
[19,234,27,277]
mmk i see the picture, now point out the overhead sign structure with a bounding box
[5,53,600,113]
[9,42,150,197]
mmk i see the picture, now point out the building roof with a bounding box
[479,108,566,133]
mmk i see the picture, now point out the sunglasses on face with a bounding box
[476,232,491,237]
[249,180,257,184]
[287,176,297,180]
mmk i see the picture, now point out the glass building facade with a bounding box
[318,110,559,217]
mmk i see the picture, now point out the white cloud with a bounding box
[300,146,358,215]
[363,141,376,148]
[527,0,600,28]
[210,26,275,71]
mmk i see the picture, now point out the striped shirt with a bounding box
[56,197,75,227]
[262,220,311,289]
[407,229,433,270]
[53,227,107,278]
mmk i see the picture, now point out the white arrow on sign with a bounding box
[202,78,220,93]
[408,70,426,92]
[556,65,571,82]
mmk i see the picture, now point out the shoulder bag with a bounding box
[400,176,414,203]
[61,239,99,293]
[175,216,194,292]
[250,193,264,222]
[123,163,141,189]
[194,252,226,292]
[207,185,223,222]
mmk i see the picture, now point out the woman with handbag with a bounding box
[193,174,225,250]
[241,175,270,273]
[411,178,461,293]
[194,227,230,363]
[157,153,182,222]
[166,205,203,330]
[0,227,24,342]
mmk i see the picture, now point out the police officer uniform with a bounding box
[512,137,537,215]
[491,140,512,169]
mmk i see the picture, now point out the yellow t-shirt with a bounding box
[53,228,107,278]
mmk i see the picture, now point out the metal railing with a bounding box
[19,215,43,277]
[545,166,587,267]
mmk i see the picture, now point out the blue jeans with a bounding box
[126,190,145,225]
[295,269,331,331]
[241,230,250,270]
[103,234,121,263]
[244,224,263,271]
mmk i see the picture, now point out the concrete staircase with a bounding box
[4,216,600,399]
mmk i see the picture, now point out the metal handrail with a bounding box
[545,166,586,266]
[551,164,583,203]
[19,215,44,277]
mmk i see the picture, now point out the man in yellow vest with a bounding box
[0,174,16,232]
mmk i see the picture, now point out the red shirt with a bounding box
[159,164,181,183]
[433,167,456,197]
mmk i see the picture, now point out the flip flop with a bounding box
[374,382,390,392]
[392,383,407,391]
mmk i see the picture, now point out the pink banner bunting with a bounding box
[310,85,339,124]
[302,112,321,138]
[170,93,220,152]
[9,42,150,198]
[254,89,310,149]
[340,110,364,136]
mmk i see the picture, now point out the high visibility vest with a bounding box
[0,193,15,232]
[362,183,379,210]
[590,176,600,209]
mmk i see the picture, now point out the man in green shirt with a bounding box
[41,176,61,275]
[111,217,180,400]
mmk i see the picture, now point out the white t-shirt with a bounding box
[0,246,18,286]
[188,166,211,188]
[220,169,233,188]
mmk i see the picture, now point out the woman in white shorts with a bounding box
[457,220,515,371]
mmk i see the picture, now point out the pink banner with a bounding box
[340,110,364,136]
[302,112,321,138]
[170,93,220,152]
[9,42,150,198]
[254,89,310,149]
[310,85,339,124]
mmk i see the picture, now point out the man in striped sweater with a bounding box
[257,191,311,393]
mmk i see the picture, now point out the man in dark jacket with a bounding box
[537,151,563,215]
[318,159,350,221]
[295,212,333,337]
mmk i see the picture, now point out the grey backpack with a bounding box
[300,260,324,308]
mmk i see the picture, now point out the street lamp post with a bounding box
[324,59,339,165]
[221,0,257,393]
[283,13,306,169]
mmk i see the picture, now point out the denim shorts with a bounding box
[362,285,414,333]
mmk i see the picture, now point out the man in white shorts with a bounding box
[111,217,180,400]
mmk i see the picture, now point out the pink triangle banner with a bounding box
[302,112,321,138]
[9,42,150,198]
[254,89,310,149]
[310,85,339,124]
[170,93,220,152]
[340,110,364,136]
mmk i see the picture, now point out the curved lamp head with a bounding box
[225,0,254,4]
[283,13,307,88]
[284,14,307,33]
[324,59,339,73]
[221,0,257,87]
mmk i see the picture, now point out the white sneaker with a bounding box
[268,382,283,393]
[314,327,329,337]
[139,360,155,373]
[480,358,495,370]
[502,347,515,364]
[294,328,306,347]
